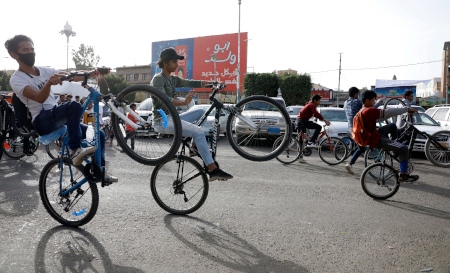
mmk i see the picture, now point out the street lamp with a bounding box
[236,0,241,103]
[60,21,76,72]
[210,54,217,82]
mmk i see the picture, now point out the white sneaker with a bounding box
[298,157,306,163]
[104,171,119,183]
[345,163,354,175]
[306,141,319,148]
[71,146,97,166]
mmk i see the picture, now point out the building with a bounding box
[277,69,297,76]
[415,78,442,98]
[115,65,151,85]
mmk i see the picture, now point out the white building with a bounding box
[415,77,442,98]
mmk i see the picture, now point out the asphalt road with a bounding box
[1,139,449,273]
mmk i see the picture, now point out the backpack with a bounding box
[351,109,371,147]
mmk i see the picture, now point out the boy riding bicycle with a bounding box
[297,95,331,148]
[353,90,418,182]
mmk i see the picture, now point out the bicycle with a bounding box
[272,123,348,165]
[150,82,292,215]
[0,96,40,159]
[39,68,183,227]
[380,98,450,167]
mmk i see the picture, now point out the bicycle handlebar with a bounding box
[59,67,111,86]
[204,82,227,90]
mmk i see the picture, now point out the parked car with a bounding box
[381,104,443,152]
[425,104,450,130]
[234,97,287,142]
[184,104,229,137]
[315,107,349,139]
[286,105,303,128]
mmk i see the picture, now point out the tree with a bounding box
[243,73,279,97]
[0,70,11,91]
[279,73,312,106]
[98,74,129,96]
[72,44,100,70]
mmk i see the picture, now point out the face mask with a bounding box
[17,52,36,66]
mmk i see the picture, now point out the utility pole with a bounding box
[337,53,343,107]
[237,0,242,103]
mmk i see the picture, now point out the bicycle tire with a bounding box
[111,85,182,166]
[39,157,99,227]
[226,96,292,161]
[45,139,63,159]
[363,148,394,168]
[318,137,348,165]
[341,136,357,160]
[273,134,301,164]
[424,130,450,167]
[2,133,25,159]
[383,98,408,129]
[150,155,208,215]
[361,163,399,200]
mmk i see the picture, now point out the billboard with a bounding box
[151,32,248,94]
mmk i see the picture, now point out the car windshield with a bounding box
[412,113,440,126]
[288,106,302,115]
[137,98,152,111]
[244,100,284,111]
[319,109,347,122]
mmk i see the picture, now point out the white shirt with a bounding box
[10,66,59,122]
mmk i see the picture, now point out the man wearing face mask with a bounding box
[5,34,118,183]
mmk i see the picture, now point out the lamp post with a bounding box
[337,53,342,107]
[210,54,217,82]
[60,21,76,72]
[236,0,241,103]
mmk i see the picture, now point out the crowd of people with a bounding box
[3,33,422,184]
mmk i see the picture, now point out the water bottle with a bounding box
[86,122,94,142]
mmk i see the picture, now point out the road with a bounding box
[1,139,449,273]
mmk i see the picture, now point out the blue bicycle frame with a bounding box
[58,86,104,196]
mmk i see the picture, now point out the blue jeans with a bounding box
[80,124,106,167]
[154,108,213,165]
[33,102,82,150]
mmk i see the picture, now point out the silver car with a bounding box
[234,97,287,141]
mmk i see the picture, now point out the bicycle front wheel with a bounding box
[151,155,208,215]
[39,158,99,227]
[111,85,182,166]
[273,134,301,164]
[425,130,450,167]
[45,138,63,159]
[361,163,399,200]
[226,96,292,161]
[318,137,348,165]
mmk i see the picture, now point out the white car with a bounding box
[287,105,303,128]
[234,97,287,141]
[315,107,349,139]
[399,112,443,152]
[184,104,229,137]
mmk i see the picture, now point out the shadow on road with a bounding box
[0,156,41,217]
[34,226,145,273]
[376,200,450,220]
[164,214,310,273]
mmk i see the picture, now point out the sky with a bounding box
[1,0,450,91]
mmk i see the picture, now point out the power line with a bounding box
[309,59,443,74]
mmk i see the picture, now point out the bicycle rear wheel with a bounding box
[425,130,450,167]
[226,96,292,161]
[39,158,99,227]
[318,137,347,165]
[273,134,301,164]
[361,163,399,200]
[364,148,394,167]
[111,85,182,166]
[150,155,208,215]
